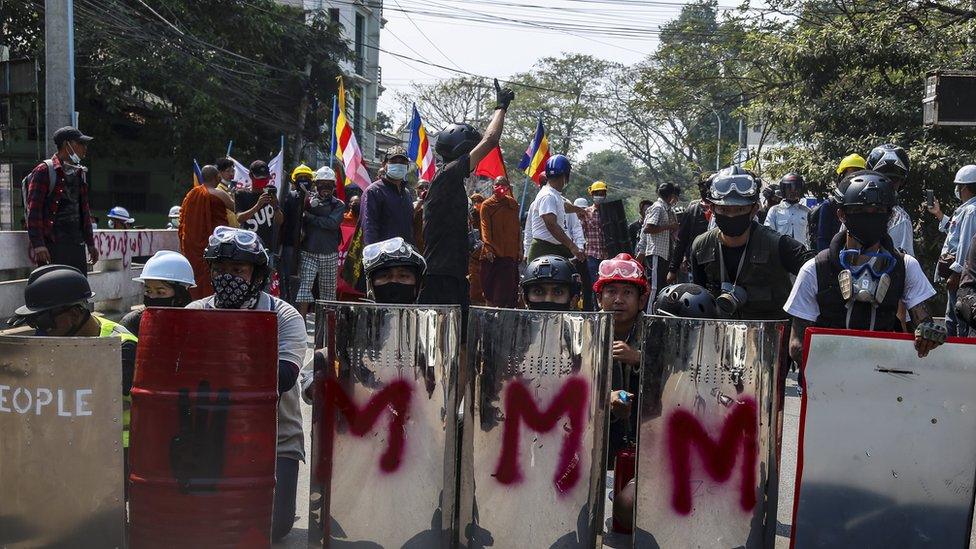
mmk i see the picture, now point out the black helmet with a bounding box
[779,173,805,195]
[521,255,580,301]
[866,144,910,180]
[657,182,680,199]
[435,123,481,161]
[707,166,761,206]
[14,265,94,318]
[203,226,271,293]
[653,283,718,319]
[362,237,426,280]
[837,170,897,210]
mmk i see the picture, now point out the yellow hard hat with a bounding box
[836,153,866,175]
[589,181,608,194]
[291,163,314,182]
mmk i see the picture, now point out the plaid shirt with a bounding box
[578,206,606,259]
[25,155,95,249]
[641,198,676,261]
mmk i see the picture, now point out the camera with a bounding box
[716,282,747,318]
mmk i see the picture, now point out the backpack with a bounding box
[21,159,57,212]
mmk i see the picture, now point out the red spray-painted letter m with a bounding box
[323,378,413,473]
[667,398,758,515]
[494,377,589,495]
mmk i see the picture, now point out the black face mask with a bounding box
[373,282,416,304]
[144,295,178,307]
[845,212,889,248]
[714,213,753,237]
[526,300,572,312]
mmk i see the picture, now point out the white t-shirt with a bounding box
[784,254,936,322]
[527,185,566,245]
[186,291,307,461]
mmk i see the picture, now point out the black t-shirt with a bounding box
[693,223,809,283]
[54,169,82,233]
[279,190,304,248]
[236,191,277,250]
[422,154,471,278]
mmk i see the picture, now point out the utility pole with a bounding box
[45,0,76,155]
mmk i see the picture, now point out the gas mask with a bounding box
[838,249,895,306]
[715,282,747,318]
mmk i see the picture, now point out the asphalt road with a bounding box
[276,332,976,548]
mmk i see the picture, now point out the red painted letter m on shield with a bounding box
[494,377,589,495]
[323,378,413,473]
[667,398,758,515]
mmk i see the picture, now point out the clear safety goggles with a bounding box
[711,174,758,199]
[208,226,261,251]
[598,257,642,280]
[362,237,414,272]
[839,249,896,278]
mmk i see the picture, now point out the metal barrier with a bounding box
[0,229,180,320]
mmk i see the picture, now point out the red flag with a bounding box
[474,147,507,179]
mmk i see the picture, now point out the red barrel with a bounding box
[613,443,637,534]
[129,308,279,548]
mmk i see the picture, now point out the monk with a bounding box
[178,165,234,298]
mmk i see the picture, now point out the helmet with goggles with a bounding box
[707,166,761,206]
[362,237,426,280]
[593,253,648,294]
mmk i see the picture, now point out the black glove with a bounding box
[169,380,231,494]
[494,78,515,111]
[914,320,948,345]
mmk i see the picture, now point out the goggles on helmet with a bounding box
[363,237,416,273]
[710,174,758,199]
[839,249,896,278]
[598,257,642,280]
[209,226,260,249]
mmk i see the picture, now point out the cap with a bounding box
[385,145,409,162]
[53,126,93,148]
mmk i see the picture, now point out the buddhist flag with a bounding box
[192,159,204,187]
[335,77,372,190]
[407,104,436,181]
[518,117,550,184]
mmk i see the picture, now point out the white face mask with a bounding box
[592,196,606,205]
[385,163,408,181]
[955,185,962,201]
[67,143,82,165]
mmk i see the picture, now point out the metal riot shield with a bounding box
[459,307,613,548]
[0,334,124,548]
[792,328,976,548]
[309,301,462,548]
[597,199,631,258]
[635,317,784,548]
[128,308,279,549]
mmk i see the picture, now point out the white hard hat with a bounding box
[573,198,589,208]
[108,206,134,223]
[313,166,337,182]
[168,206,181,218]
[133,250,196,287]
[953,165,976,185]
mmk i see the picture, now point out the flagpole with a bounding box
[329,94,338,169]
[226,140,233,157]
[518,174,531,219]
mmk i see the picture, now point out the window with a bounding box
[107,171,149,211]
[329,8,340,24]
[355,13,366,75]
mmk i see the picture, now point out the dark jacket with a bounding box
[302,195,345,254]
[25,155,95,248]
[670,200,709,274]
[362,179,414,246]
[956,233,976,335]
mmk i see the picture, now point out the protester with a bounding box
[956,233,976,337]
[185,226,305,542]
[765,173,811,248]
[412,180,429,252]
[668,175,712,284]
[166,206,181,229]
[758,183,781,225]
[216,157,237,193]
[479,176,522,308]
[629,199,653,253]
[594,253,648,463]
[107,206,135,229]
[25,126,99,274]
[520,255,580,311]
[925,165,976,337]
[362,145,414,246]
[815,153,866,251]
[236,160,282,250]
[691,166,810,320]
[418,79,515,310]
[9,265,137,450]
[785,170,945,364]
[638,182,681,306]
[865,143,915,256]
[578,181,609,276]
[469,200,486,306]
[362,236,426,304]
[524,155,586,262]
[179,164,232,298]
[345,194,361,224]
[121,250,195,337]
[296,167,345,318]
[278,165,313,304]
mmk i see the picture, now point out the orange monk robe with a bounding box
[179,185,228,299]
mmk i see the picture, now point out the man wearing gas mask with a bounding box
[24,126,100,274]
[785,170,946,365]
[690,166,811,320]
